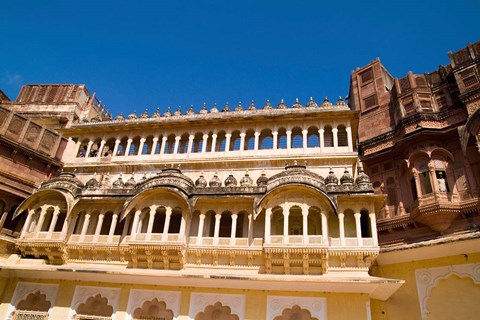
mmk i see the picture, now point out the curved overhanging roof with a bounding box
[460,108,480,153]
[120,187,191,221]
[13,189,77,218]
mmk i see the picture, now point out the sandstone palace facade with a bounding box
[0,42,478,319]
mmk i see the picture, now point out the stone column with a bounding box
[240,132,246,151]
[131,210,141,239]
[73,139,82,158]
[80,212,91,241]
[369,212,378,246]
[146,206,157,240]
[230,213,238,245]
[34,207,48,235]
[338,212,345,246]
[125,139,133,156]
[210,134,217,153]
[265,208,271,244]
[225,133,232,151]
[332,127,338,151]
[428,162,439,199]
[173,136,181,154]
[354,212,362,246]
[247,213,253,244]
[272,131,278,150]
[254,132,260,150]
[286,130,292,150]
[108,213,118,242]
[302,129,308,150]
[412,169,422,199]
[213,213,221,245]
[201,134,208,153]
[93,212,105,241]
[160,136,167,154]
[187,135,195,154]
[112,139,121,157]
[302,204,308,244]
[319,128,325,153]
[85,141,94,158]
[321,213,328,244]
[97,140,106,158]
[162,207,172,241]
[20,209,35,238]
[283,204,289,244]
[197,213,205,245]
[151,137,159,155]
[179,214,186,242]
[137,138,146,156]
[346,125,353,152]
[46,207,60,238]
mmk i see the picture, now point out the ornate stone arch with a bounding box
[68,286,120,320]
[189,293,245,320]
[273,305,319,320]
[125,289,181,320]
[7,282,58,320]
[267,296,326,320]
[194,302,239,320]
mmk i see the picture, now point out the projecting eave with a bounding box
[0,261,403,301]
[59,107,358,135]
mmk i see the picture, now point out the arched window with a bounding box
[324,126,333,147]
[77,139,89,157]
[192,132,204,153]
[179,133,190,154]
[142,136,154,155]
[271,207,284,235]
[230,130,241,151]
[277,128,287,149]
[307,207,322,235]
[417,161,433,195]
[244,129,255,150]
[89,138,102,157]
[343,209,356,237]
[165,134,176,154]
[129,136,141,155]
[117,137,128,156]
[360,209,371,238]
[337,125,348,147]
[259,128,273,149]
[168,208,183,233]
[307,126,320,147]
[291,127,303,149]
[433,159,450,193]
[219,211,232,237]
[103,138,116,157]
[216,131,227,152]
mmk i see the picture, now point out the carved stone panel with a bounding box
[267,296,326,320]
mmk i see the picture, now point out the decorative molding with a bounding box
[266,295,327,320]
[6,282,58,320]
[126,289,181,320]
[415,262,480,320]
[189,293,245,320]
[68,285,121,320]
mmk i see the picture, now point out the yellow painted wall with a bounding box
[0,277,370,320]
[370,252,480,320]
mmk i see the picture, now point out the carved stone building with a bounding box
[0,41,479,320]
[349,41,480,319]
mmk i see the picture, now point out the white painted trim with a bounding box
[189,292,245,320]
[415,262,480,320]
[68,285,121,320]
[125,289,181,320]
[5,282,58,320]
[266,295,327,320]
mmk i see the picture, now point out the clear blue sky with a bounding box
[1,1,479,116]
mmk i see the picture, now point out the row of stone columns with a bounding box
[130,206,186,241]
[68,210,119,242]
[75,124,353,158]
[195,212,253,245]
[20,205,68,240]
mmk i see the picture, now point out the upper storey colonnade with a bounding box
[63,97,356,163]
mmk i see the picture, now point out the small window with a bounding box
[363,94,377,109]
[360,69,373,84]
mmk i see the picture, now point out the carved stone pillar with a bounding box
[265,208,272,243]
[230,213,238,245]
[197,213,205,245]
[85,141,94,158]
[146,206,157,240]
[46,207,60,238]
[151,137,159,155]
[97,140,106,158]
[131,210,141,238]
[239,132,246,151]
[210,134,217,153]
[319,128,325,153]
[254,132,260,150]
[302,129,308,150]
[108,213,118,241]
[34,207,48,235]
[137,138,146,156]
[20,209,35,238]
[160,136,167,154]
[332,127,338,151]
[321,213,328,244]
[283,204,290,244]
[354,212,362,246]
[125,139,133,156]
[302,204,308,244]
[80,212,91,240]
[272,131,278,150]
[202,134,208,153]
[173,136,181,154]
[286,130,292,150]
[112,139,121,157]
[94,212,105,241]
[338,212,345,246]
[187,135,195,154]
[162,207,172,241]
[225,133,232,152]
[369,212,378,246]
[346,125,353,152]
[213,213,221,244]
